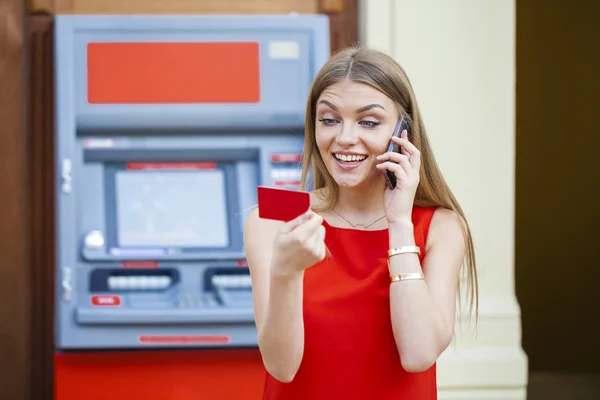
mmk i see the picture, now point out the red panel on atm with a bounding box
[55,350,265,400]
[87,42,260,104]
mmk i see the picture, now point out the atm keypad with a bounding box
[211,274,252,289]
[108,275,172,290]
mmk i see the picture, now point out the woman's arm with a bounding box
[387,207,465,372]
[244,208,324,382]
[244,208,304,382]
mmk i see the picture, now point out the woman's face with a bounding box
[315,80,399,189]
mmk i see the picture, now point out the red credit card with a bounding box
[257,186,310,222]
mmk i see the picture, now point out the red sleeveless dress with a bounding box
[262,206,438,400]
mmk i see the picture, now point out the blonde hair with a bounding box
[300,47,478,319]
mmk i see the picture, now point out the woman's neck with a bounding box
[332,179,387,225]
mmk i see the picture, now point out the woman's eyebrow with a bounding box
[355,104,385,113]
[317,100,385,114]
[317,99,338,111]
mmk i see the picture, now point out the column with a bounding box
[363,1,528,399]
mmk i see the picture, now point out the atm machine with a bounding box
[53,15,329,400]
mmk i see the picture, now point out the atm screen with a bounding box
[114,166,229,248]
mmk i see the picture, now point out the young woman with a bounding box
[244,47,478,399]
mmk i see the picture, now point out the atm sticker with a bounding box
[83,138,115,148]
[268,41,300,60]
[91,295,121,307]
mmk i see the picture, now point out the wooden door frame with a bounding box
[27,15,56,400]
[323,0,360,54]
[0,0,31,399]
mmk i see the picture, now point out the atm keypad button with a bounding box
[107,275,172,291]
[211,275,252,289]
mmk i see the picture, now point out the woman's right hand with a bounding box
[270,210,326,277]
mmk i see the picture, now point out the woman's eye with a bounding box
[359,120,380,128]
[318,118,338,126]
[318,118,380,127]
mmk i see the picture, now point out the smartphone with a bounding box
[383,115,412,190]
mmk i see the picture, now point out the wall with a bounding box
[363,1,527,399]
[516,0,600,373]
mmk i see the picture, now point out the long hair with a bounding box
[300,47,478,320]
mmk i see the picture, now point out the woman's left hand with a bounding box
[375,129,421,224]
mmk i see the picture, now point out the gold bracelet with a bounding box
[390,273,425,283]
[388,246,420,258]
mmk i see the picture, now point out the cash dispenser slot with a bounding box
[76,267,254,326]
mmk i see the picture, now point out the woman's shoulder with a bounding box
[429,207,463,230]
[413,204,458,224]
[424,206,465,252]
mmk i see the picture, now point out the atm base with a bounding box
[55,349,266,400]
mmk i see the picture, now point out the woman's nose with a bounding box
[336,123,359,146]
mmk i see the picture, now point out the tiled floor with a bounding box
[527,372,600,400]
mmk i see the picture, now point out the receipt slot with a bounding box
[53,15,329,354]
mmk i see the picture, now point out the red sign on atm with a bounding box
[91,295,122,307]
[87,42,260,104]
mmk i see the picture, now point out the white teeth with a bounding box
[334,153,367,162]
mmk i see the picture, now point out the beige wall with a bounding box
[363,1,528,398]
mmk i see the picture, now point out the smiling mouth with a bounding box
[333,153,368,164]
